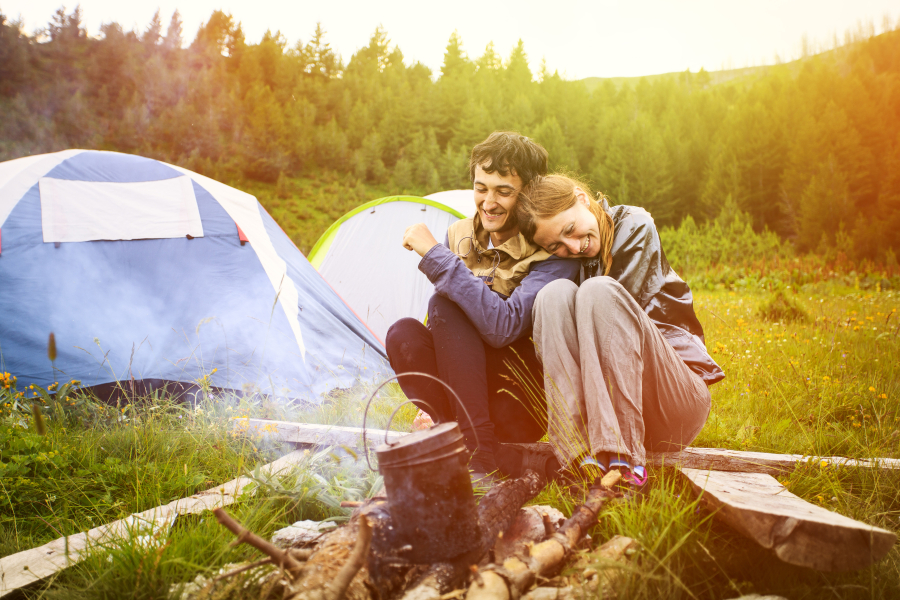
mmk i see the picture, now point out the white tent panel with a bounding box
[40,176,203,242]
[0,149,84,228]
[167,163,308,359]
[317,200,462,342]
[424,189,476,218]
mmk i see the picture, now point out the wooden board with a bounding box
[235,418,900,475]
[0,450,307,597]
[234,418,404,447]
[679,468,897,571]
[652,447,900,475]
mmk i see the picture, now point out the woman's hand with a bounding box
[402,223,439,257]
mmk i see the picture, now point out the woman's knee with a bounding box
[534,279,578,319]
[577,276,624,298]
[575,276,631,310]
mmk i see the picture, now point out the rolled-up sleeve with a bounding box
[419,244,579,348]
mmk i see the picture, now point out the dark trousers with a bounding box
[385,294,547,472]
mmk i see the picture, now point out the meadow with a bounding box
[1,279,898,599]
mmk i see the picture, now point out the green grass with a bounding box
[549,284,900,599]
[2,284,898,598]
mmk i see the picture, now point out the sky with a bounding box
[3,0,899,79]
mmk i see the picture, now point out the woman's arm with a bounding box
[606,206,667,308]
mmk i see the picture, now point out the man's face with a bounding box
[473,164,523,240]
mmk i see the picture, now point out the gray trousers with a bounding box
[532,277,710,467]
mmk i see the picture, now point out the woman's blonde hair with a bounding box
[517,174,615,276]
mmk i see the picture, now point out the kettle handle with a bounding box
[361,372,478,471]
[383,399,440,444]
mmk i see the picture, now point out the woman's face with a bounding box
[532,188,601,258]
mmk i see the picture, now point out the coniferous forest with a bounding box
[2,7,900,263]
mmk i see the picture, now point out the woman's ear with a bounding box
[574,187,590,206]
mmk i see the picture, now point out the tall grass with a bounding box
[2,284,898,598]
[0,381,414,558]
[508,283,900,598]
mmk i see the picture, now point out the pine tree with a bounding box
[163,10,183,50]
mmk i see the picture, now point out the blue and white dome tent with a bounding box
[0,150,389,401]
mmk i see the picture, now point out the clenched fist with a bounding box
[402,223,439,257]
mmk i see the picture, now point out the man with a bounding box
[384,132,579,483]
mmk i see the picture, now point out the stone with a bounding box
[271,520,336,548]
[521,586,574,600]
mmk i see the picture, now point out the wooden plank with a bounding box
[233,418,404,447]
[235,419,900,475]
[653,447,900,475]
[679,468,897,571]
[0,450,307,598]
[510,443,900,475]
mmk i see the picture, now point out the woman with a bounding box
[516,174,725,485]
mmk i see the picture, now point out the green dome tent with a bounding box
[308,191,474,343]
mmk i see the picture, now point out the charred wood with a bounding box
[465,470,622,600]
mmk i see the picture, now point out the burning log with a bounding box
[210,470,546,600]
[213,508,374,600]
[465,470,622,600]
[396,470,547,600]
[290,515,373,600]
[210,418,620,600]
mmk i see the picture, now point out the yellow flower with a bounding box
[869,387,876,392]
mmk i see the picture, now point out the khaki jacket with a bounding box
[446,217,551,298]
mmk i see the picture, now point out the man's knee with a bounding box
[385,318,427,367]
[427,294,467,330]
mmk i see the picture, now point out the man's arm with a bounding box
[419,244,579,348]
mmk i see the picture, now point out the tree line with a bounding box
[1,7,899,261]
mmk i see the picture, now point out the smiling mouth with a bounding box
[580,238,589,253]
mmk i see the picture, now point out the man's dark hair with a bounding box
[469,131,549,187]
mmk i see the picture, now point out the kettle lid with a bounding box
[374,422,464,465]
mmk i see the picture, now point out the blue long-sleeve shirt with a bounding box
[419,241,579,348]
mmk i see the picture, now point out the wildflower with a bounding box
[869,387,876,392]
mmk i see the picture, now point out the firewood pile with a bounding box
[171,470,630,600]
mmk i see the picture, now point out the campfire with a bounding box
[200,454,623,600]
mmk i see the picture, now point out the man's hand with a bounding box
[402,223,439,257]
